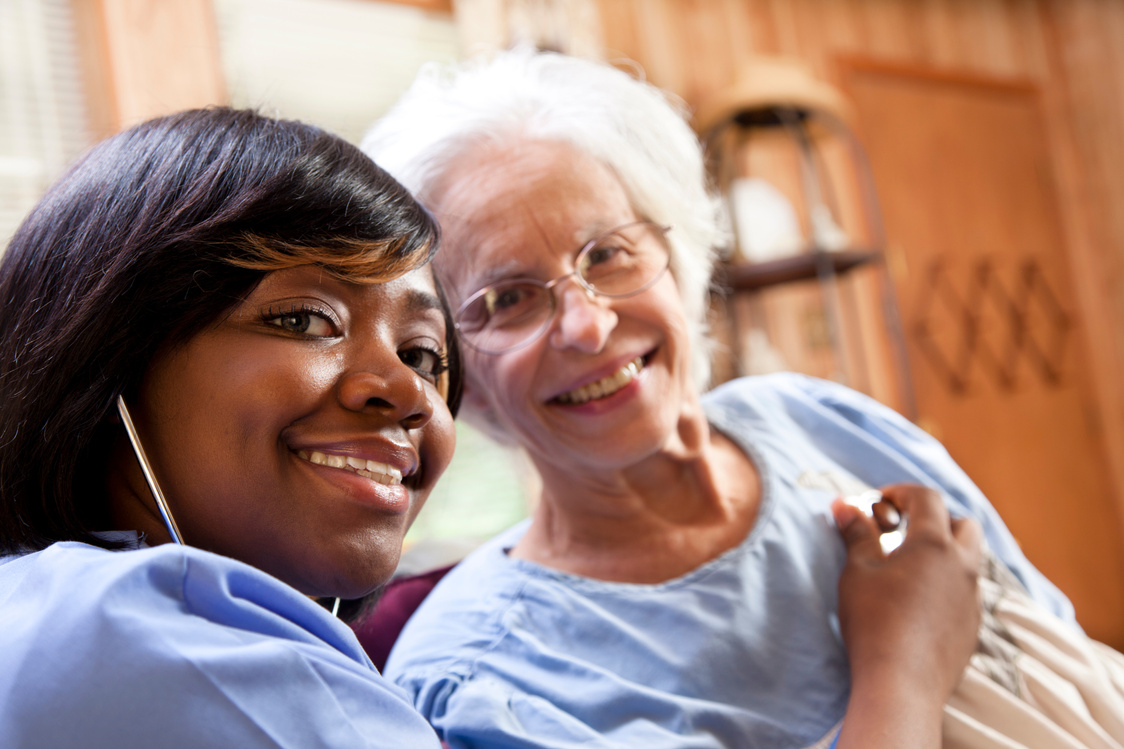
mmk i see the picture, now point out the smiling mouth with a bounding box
[554,356,645,405]
[297,450,404,485]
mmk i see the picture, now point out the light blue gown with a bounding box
[385,373,1075,749]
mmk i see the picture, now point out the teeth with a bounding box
[298,450,404,485]
[556,356,644,405]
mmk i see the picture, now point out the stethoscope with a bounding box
[117,395,185,545]
[116,395,342,618]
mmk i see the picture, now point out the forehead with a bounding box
[429,140,637,297]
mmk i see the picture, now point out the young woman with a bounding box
[0,107,459,747]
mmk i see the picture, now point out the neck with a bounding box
[512,411,761,583]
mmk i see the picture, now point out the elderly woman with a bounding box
[0,107,460,747]
[361,51,1086,748]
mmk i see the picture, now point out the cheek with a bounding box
[649,275,688,321]
[219,348,340,414]
[145,344,339,473]
[468,354,528,415]
[426,405,457,478]
[411,401,457,521]
[451,360,514,445]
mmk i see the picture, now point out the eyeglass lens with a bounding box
[456,221,669,354]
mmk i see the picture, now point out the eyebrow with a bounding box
[457,217,639,295]
[461,240,588,291]
[463,254,530,290]
[404,288,447,323]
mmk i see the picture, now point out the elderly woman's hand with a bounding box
[831,484,983,749]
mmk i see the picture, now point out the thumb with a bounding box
[831,497,885,559]
[951,515,984,569]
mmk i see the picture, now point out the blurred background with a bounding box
[2,0,1123,648]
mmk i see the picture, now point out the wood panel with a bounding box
[595,0,1124,647]
[1039,1,1124,528]
[379,0,452,12]
[841,63,1124,647]
[77,0,227,133]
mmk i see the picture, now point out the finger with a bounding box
[832,498,865,531]
[871,499,902,533]
[831,497,886,560]
[879,484,951,538]
[950,515,984,569]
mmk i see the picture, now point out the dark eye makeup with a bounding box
[262,303,339,338]
[399,344,450,382]
[259,293,448,385]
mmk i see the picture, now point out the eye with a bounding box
[583,243,622,268]
[263,304,337,338]
[484,284,535,314]
[579,239,634,281]
[400,344,449,382]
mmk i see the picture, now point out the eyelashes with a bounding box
[261,303,448,383]
[400,345,450,382]
[262,303,338,337]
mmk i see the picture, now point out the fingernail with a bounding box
[831,498,860,530]
[841,489,881,513]
[874,501,901,529]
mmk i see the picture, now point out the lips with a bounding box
[553,356,644,405]
[297,450,404,485]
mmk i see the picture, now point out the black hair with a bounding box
[0,107,461,554]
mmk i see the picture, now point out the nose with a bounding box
[338,358,433,430]
[547,281,618,354]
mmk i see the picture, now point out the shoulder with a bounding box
[704,376,1078,621]
[387,522,533,680]
[704,373,925,444]
[706,372,890,415]
[705,374,980,503]
[1,541,199,631]
[5,540,356,652]
[0,543,439,748]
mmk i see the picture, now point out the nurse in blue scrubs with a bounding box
[0,107,458,748]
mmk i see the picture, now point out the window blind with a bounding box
[0,0,91,252]
[213,0,460,144]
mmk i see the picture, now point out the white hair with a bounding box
[362,48,726,389]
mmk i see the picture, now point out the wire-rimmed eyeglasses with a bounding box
[454,221,672,355]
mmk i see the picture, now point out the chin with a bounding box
[303,567,392,602]
[271,544,400,602]
[330,577,388,602]
[334,553,401,600]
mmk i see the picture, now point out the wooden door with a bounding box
[841,62,1124,648]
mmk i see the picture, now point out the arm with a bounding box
[832,484,982,749]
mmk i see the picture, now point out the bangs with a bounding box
[225,232,438,284]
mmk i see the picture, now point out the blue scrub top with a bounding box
[0,537,441,748]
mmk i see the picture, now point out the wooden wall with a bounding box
[73,0,226,137]
[593,0,1124,646]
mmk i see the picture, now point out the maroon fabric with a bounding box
[351,564,456,673]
